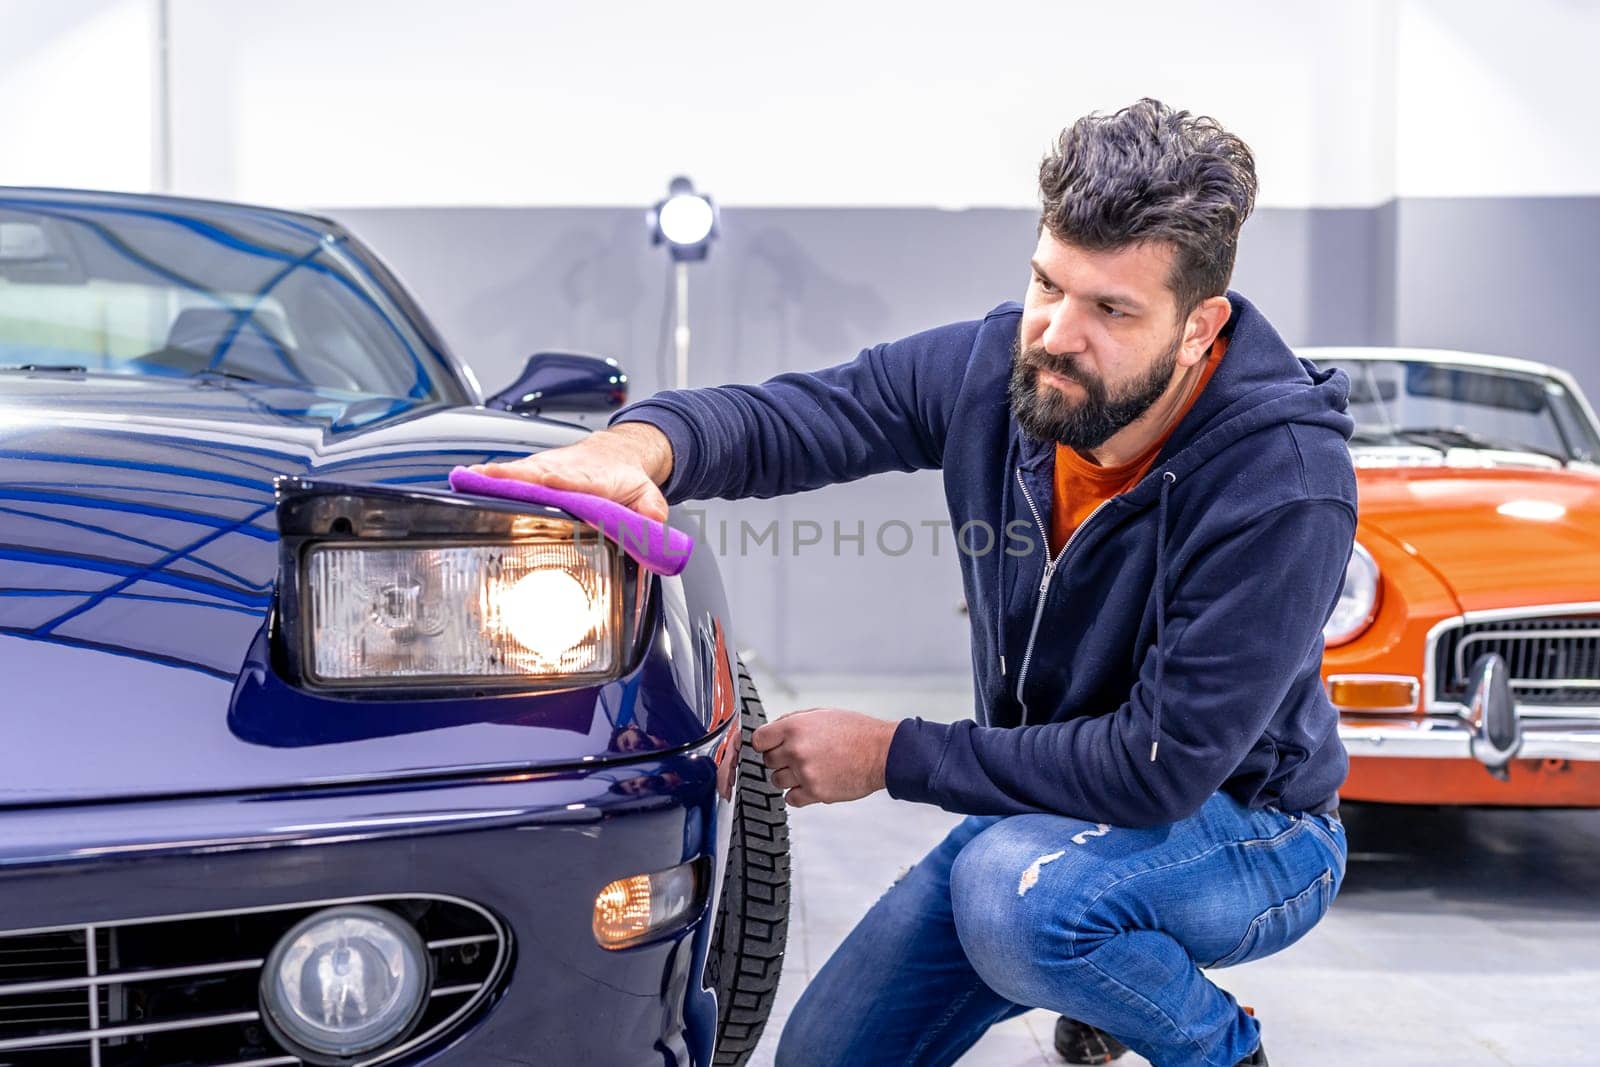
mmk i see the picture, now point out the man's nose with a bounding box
[1040,298,1089,356]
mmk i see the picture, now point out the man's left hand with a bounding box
[750,709,898,808]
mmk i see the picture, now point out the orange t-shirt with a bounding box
[1049,336,1227,555]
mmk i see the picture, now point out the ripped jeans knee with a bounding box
[946,815,1115,998]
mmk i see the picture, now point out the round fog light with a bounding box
[259,905,430,1062]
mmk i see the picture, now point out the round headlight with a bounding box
[259,905,431,1063]
[1323,542,1380,647]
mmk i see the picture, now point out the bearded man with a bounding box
[477,98,1354,1067]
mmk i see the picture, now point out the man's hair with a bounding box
[1039,98,1257,317]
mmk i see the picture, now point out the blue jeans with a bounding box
[776,792,1346,1067]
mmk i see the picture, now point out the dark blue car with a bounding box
[0,188,790,1067]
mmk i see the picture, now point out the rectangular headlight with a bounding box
[303,539,621,686]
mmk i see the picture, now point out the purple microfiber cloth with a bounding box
[448,466,693,577]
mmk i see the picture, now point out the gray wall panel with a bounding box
[328,200,1599,677]
[1394,197,1600,404]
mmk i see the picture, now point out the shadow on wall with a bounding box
[454,213,657,385]
[732,224,892,369]
[675,221,897,679]
[410,211,894,399]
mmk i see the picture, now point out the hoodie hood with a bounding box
[1157,291,1355,472]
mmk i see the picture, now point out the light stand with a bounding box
[674,262,690,391]
[648,176,719,391]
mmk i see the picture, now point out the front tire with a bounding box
[707,662,792,1066]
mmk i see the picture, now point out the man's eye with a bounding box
[1101,304,1126,319]
[1035,275,1057,292]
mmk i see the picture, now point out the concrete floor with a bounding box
[741,673,1600,1067]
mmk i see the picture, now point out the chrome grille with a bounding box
[1433,611,1600,711]
[0,895,507,1067]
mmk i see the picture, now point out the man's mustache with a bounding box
[1019,346,1094,388]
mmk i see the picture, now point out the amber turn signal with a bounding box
[1327,674,1421,714]
[593,860,702,949]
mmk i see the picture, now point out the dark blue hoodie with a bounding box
[613,292,1356,827]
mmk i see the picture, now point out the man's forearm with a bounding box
[605,421,675,486]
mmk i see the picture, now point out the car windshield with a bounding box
[0,199,459,406]
[1319,358,1600,464]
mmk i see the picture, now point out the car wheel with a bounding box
[708,661,792,1066]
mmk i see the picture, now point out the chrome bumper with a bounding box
[1340,652,1600,773]
[1340,721,1600,761]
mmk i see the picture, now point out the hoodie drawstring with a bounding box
[1151,470,1176,762]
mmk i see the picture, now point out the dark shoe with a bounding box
[1052,1015,1266,1067]
[1052,1016,1128,1064]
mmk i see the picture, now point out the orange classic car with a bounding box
[1304,347,1600,806]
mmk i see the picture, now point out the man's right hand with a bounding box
[470,421,674,522]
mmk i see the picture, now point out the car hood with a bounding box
[1356,464,1600,612]
[0,377,704,807]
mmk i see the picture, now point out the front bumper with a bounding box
[0,739,730,1067]
[1340,650,1600,775]
[1340,719,1600,760]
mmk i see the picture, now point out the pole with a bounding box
[673,262,690,390]
[151,0,173,193]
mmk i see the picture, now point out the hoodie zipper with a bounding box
[1012,467,1114,712]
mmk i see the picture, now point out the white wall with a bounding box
[1396,0,1600,197]
[0,0,155,192]
[3,0,1400,209]
[3,1,1596,207]
[160,0,1401,210]
[163,0,1401,209]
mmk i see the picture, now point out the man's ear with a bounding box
[1178,295,1233,367]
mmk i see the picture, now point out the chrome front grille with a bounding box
[1433,610,1600,713]
[0,895,507,1067]
[0,931,108,1044]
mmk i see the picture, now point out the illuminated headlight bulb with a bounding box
[259,905,429,1062]
[497,568,606,663]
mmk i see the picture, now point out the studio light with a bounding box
[649,176,718,262]
[647,175,720,389]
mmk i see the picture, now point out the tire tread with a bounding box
[710,663,792,1066]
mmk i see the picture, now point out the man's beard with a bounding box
[1007,332,1182,450]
